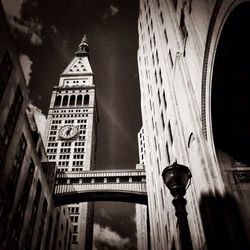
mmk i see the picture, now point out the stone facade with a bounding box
[0,2,73,249]
[137,0,250,249]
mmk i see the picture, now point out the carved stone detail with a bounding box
[233,171,250,184]
[201,0,223,140]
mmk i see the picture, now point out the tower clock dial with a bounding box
[59,125,79,140]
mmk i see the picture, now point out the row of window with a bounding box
[70,216,79,223]
[52,119,87,125]
[58,176,143,185]
[0,50,13,102]
[68,207,79,214]
[52,114,89,118]
[58,168,84,172]
[48,135,86,142]
[54,94,90,107]
[57,161,85,167]
[47,142,58,147]
[0,86,23,167]
[53,109,88,114]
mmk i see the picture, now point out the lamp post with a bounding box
[162,162,193,250]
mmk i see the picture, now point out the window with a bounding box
[161,112,165,129]
[172,0,178,9]
[154,70,158,83]
[169,51,173,68]
[107,177,116,183]
[73,154,84,159]
[160,12,164,24]
[156,50,159,64]
[164,29,168,44]
[84,95,89,105]
[69,95,76,106]
[72,235,78,243]
[159,69,162,84]
[120,177,129,183]
[163,91,167,109]
[168,122,173,144]
[180,9,188,53]
[95,177,104,183]
[0,50,13,101]
[73,225,78,232]
[76,95,82,106]
[158,90,161,105]
[55,95,62,106]
[166,142,170,164]
[62,95,68,106]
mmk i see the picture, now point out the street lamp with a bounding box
[162,161,193,250]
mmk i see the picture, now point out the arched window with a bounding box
[62,95,68,106]
[76,95,82,106]
[55,95,62,106]
[84,95,89,105]
[69,95,76,106]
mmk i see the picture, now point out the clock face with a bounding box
[59,125,79,140]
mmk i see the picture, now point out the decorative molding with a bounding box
[201,0,223,140]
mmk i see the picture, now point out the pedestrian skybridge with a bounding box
[53,168,147,206]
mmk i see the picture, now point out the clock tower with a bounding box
[43,35,97,249]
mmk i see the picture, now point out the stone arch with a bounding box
[54,191,148,206]
[201,2,250,244]
[211,2,250,167]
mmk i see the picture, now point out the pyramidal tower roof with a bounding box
[61,35,93,76]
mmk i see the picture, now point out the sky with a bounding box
[2,0,142,249]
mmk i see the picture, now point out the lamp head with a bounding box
[162,161,192,197]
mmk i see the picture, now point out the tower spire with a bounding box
[75,34,89,57]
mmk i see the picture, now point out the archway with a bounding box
[211,3,250,168]
[207,3,250,247]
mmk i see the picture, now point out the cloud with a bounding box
[110,5,119,16]
[99,208,112,221]
[102,4,119,19]
[30,32,42,45]
[27,103,47,139]
[93,223,130,249]
[1,0,25,18]
[19,54,33,85]
[2,0,43,45]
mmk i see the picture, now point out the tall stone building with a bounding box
[137,0,250,249]
[0,2,73,249]
[135,127,148,250]
[43,36,97,249]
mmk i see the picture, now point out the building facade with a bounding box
[135,128,148,250]
[137,0,250,249]
[43,36,98,249]
[0,2,73,249]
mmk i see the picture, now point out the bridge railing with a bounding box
[54,169,147,195]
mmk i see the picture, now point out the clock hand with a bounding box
[66,128,72,135]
